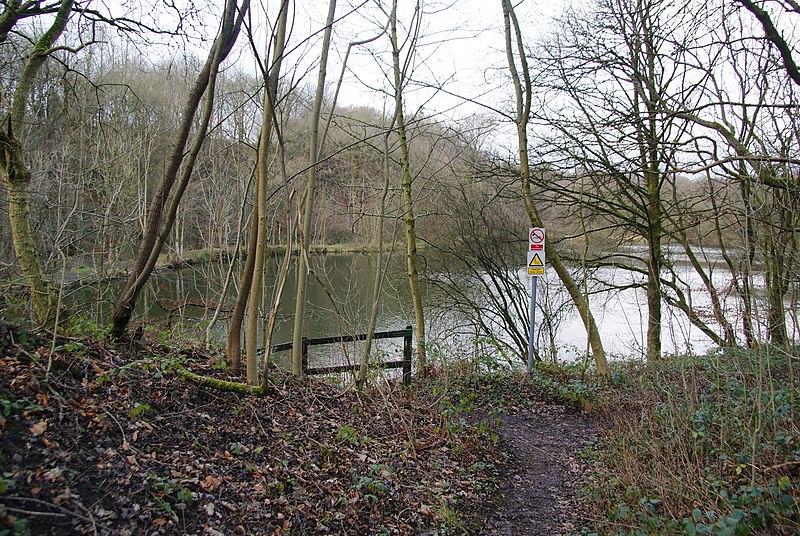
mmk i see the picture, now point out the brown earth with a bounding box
[480,407,598,535]
[0,322,598,535]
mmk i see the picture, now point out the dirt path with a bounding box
[481,405,598,536]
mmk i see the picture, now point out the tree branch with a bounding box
[737,0,800,86]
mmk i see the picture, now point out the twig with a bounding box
[764,461,800,473]
[101,407,133,454]
[3,496,98,526]
[3,506,67,518]
[47,246,68,381]
[70,497,99,536]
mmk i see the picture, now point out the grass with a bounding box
[421,335,605,412]
[579,346,800,535]
[436,364,601,412]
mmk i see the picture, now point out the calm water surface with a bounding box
[65,250,798,367]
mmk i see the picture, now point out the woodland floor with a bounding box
[0,322,597,535]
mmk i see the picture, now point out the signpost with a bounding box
[527,227,545,375]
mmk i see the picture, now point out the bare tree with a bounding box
[291,0,338,378]
[239,0,290,384]
[389,0,428,372]
[736,0,800,86]
[501,0,609,374]
[110,0,249,340]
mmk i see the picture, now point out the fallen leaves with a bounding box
[200,475,222,491]
[0,323,501,535]
[29,420,47,435]
[51,487,71,506]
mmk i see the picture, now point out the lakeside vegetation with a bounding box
[436,344,800,534]
[581,348,799,535]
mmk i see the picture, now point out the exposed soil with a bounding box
[0,322,599,535]
[480,405,598,536]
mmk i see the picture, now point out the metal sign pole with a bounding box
[527,275,537,375]
[526,227,545,376]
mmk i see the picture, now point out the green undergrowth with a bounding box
[579,347,800,535]
[424,359,602,415]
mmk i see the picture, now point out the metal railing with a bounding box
[270,325,413,386]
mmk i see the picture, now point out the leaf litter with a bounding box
[0,323,506,535]
[0,322,604,535]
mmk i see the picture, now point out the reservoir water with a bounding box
[64,249,798,368]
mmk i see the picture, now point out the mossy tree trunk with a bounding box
[501,0,609,377]
[4,170,55,325]
[0,0,74,327]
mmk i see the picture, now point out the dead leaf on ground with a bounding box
[30,420,47,435]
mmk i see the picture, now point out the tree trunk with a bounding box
[110,0,247,340]
[645,185,663,361]
[357,117,396,389]
[390,0,427,373]
[261,195,295,391]
[708,174,748,346]
[501,0,608,377]
[244,0,289,385]
[5,177,55,325]
[739,173,757,346]
[291,0,337,378]
[227,204,258,369]
[681,240,737,346]
[765,216,790,347]
[1,0,74,327]
[632,7,664,362]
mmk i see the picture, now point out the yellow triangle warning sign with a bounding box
[529,253,543,267]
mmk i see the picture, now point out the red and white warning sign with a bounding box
[529,227,544,250]
[527,227,545,276]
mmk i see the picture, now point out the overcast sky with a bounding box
[330,0,507,110]
[212,0,564,151]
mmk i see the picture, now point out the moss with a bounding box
[178,367,268,396]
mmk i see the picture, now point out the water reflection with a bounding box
[65,252,414,369]
[64,250,796,366]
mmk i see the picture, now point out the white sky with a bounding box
[334,1,562,109]
[81,0,568,153]
[229,0,568,151]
